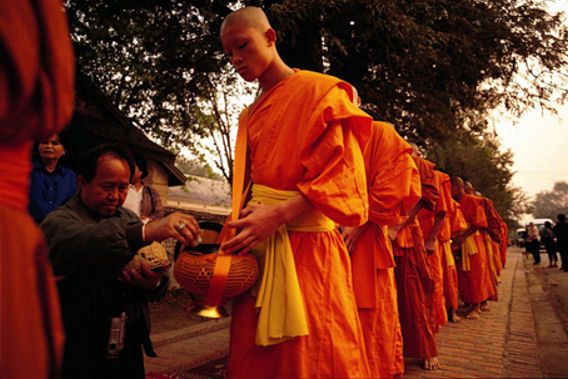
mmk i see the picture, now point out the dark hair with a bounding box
[558,214,566,222]
[77,143,134,183]
[545,221,552,228]
[133,152,149,179]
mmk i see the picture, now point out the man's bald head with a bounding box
[220,7,272,35]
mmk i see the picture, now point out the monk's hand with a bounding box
[145,212,200,246]
[424,237,436,253]
[119,262,166,289]
[222,203,284,255]
[388,223,403,241]
[342,225,365,253]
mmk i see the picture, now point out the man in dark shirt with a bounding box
[553,214,568,272]
[41,144,200,379]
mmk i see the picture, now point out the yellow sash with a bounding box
[250,184,335,346]
[461,231,479,272]
[442,240,455,267]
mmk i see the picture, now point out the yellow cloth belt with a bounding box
[461,231,479,272]
[442,241,455,267]
[250,184,335,346]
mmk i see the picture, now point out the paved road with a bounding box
[145,248,568,378]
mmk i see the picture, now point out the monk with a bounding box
[438,173,467,323]
[481,195,503,299]
[451,177,489,319]
[416,165,449,335]
[219,7,372,378]
[390,151,440,370]
[0,0,74,377]
[343,90,419,378]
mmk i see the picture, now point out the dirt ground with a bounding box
[149,288,207,334]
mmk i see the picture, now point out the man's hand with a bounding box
[342,225,366,253]
[144,212,200,246]
[119,262,166,289]
[221,203,284,255]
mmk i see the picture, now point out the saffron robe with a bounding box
[442,196,467,311]
[457,194,490,304]
[393,156,438,359]
[482,197,504,277]
[417,170,449,333]
[0,0,74,377]
[350,121,419,378]
[227,70,372,379]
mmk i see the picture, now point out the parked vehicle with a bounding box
[516,227,527,248]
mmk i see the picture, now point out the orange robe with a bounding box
[418,171,449,333]
[350,121,419,378]
[0,1,74,377]
[227,71,372,378]
[442,196,467,311]
[417,170,449,334]
[393,156,438,359]
[456,194,490,304]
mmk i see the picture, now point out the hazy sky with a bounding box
[494,105,568,198]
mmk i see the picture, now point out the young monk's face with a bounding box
[221,25,272,82]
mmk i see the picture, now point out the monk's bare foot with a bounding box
[480,303,490,312]
[465,310,480,319]
[451,311,461,323]
[422,357,440,370]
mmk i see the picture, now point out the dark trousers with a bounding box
[529,239,540,264]
[559,245,568,271]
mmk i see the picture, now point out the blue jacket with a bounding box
[28,160,76,222]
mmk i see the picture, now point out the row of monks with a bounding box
[344,120,508,376]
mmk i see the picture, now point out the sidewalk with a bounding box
[144,248,568,378]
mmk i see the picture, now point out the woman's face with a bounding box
[38,135,66,161]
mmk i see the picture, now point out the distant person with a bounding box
[29,133,77,223]
[553,214,568,272]
[122,153,164,222]
[41,144,200,379]
[541,221,558,268]
[527,222,540,264]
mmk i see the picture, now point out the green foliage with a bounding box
[530,181,568,219]
[256,0,568,142]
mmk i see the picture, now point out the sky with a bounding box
[493,105,568,199]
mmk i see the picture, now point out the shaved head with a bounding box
[464,181,474,194]
[409,142,420,157]
[451,176,464,200]
[220,7,272,35]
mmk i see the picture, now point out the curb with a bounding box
[523,253,568,378]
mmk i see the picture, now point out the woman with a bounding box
[122,153,164,222]
[541,221,558,268]
[28,134,76,222]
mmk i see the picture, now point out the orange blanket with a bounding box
[350,121,418,377]
[228,70,372,378]
[0,0,74,377]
